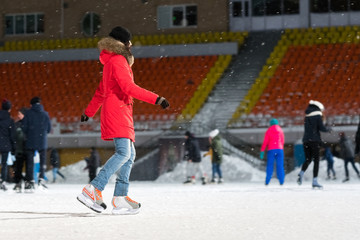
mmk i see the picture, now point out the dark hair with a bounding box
[30,96,41,105]
[19,107,28,115]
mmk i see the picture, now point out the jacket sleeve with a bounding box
[46,113,51,134]
[85,79,105,117]
[112,56,159,104]
[318,116,330,132]
[260,130,269,152]
[9,120,16,152]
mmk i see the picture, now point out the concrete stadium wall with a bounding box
[0,42,238,63]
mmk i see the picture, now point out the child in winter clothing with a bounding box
[323,146,336,180]
[208,129,223,183]
[183,131,207,185]
[260,118,285,185]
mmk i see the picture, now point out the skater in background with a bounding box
[183,131,207,185]
[77,26,169,215]
[49,147,65,183]
[260,118,285,185]
[323,145,336,180]
[0,99,16,191]
[208,129,223,184]
[84,147,100,182]
[355,120,360,156]
[297,100,331,189]
[338,132,360,182]
[22,97,51,191]
[13,107,28,192]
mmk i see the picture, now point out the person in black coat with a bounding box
[183,131,206,185]
[338,132,360,182]
[355,120,360,156]
[22,97,51,191]
[84,147,101,182]
[0,99,16,191]
[13,107,28,192]
[297,100,331,189]
[49,147,65,183]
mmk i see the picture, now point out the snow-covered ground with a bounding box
[1,154,360,240]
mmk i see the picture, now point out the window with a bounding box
[311,0,360,13]
[350,0,360,11]
[157,5,197,29]
[252,0,265,16]
[81,12,101,37]
[266,0,281,15]
[331,0,348,12]
[5,13,44,35]
[251,0,299,16]
[232,2,242,17]
[186,6,197,26]
[284,0,300,14]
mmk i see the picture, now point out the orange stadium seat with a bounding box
[251,42,360,123]
[0,56,218,126]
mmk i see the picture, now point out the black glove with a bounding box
[81,113,89,122]
[156,97,170,109]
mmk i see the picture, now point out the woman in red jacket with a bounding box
[77,26,169,215]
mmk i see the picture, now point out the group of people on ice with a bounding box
[182,99,360,189]
[260,100,360,189]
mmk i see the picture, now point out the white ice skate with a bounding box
[77,184,107,213]
[111,196,141,215]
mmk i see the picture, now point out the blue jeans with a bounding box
[212,163,222,179]
[91,138,135,196]
[265,149,285,185]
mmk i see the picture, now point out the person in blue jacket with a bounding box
[22,97,51,191]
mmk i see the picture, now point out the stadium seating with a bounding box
[0,56,220,131]
[229,26,360,127]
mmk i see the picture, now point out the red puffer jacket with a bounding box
[85,38,158,142]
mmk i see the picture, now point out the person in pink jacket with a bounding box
[77,26,169,215]
[260,118,285,185]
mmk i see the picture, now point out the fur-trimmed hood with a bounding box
[97,37,134,66]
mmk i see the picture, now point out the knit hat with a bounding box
[269,118,279,126]
[209,129,219,138]
[309,100,324,111]
[185,131,192,137]
[109,26,132,44]
[2,99,11,111]
[30,96,41,105]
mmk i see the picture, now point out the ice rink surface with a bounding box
[1,153,360,240]
[1,181,360,240]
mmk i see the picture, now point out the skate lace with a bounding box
[95,189,103,201]
[125,196,138,204]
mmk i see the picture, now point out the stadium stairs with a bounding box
[190,31,282,132]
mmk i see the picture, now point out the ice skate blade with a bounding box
[38,185,48,192]
[77,193,104,213]
[112,207,140,215]
[312,186,323,190]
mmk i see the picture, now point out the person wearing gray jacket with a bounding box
[339,132,360,182]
